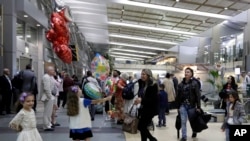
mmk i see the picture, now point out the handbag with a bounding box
[122,104,139,134]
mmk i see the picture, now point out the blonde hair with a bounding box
[67,87,79,116]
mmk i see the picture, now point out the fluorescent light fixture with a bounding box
[36,24,40,27]
[114,0,231,19]
[26,35,31,38]
[109,52,152,58]
[24,15,28,18]
[109,22,197,36]
[115,58,138,61]
[25,46,29,54]
[109,34,177,45]
[110,55,145,60]
[110,42,168,51]
[110,48,157,55]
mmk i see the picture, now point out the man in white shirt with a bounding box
[41,66,56,131]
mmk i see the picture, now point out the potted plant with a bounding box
[206,70,224,108]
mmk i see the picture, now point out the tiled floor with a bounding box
[0,102,226,141]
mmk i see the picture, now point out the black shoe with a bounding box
[44,128,54,131]
[53,123,60,126]
[192,133,197,138]
[156,124,161,127]
[117,120,124,125]
[180,138,187,141]
[150,137,157,141]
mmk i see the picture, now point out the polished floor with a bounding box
[0,102,226,141]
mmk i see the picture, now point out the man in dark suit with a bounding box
[0,68,13,115]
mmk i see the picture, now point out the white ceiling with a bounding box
[65,0,250,61]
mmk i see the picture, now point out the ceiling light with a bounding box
[36,24,40,27]
[24,15,28,18]
[109,22,197,35]
[122,9,125,12]
[176,0,180,2]
[109,48,157,55]
[109,34,178,45]
[109,52,152,58]
[110,55,145,60]
[114,1,231,19]
[115,58,139,61]
[110,42,168,51]
[224,7,228,10]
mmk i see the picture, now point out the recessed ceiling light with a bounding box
[110,42,169,51]
[36,24,40,27]
[114,0,231,19]
[24,15,28,18]
[109,22,197,35]
[176,0,180,2]
[109,52,151,58]
[224,7,228,10]
[109,34,178,45]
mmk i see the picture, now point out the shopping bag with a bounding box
[122,105,138,134]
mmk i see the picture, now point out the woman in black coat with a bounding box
[134,69,158,141]
[219,75,238,111]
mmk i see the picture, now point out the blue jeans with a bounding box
[179,104,193,139]
[158,107,166,125]
[225,128,229,141]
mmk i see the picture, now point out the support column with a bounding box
[243,10,250,72]
[2,0,16,76]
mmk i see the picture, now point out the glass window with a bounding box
[26,25,37,45]
[16,19,25,40]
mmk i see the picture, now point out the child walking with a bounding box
[157,84,168,127]
[221,90,246,141]
[67,85,111,141]
[9,92,43,141]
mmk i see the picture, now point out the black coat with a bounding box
[138,79,158,117]
[188,108,209,133]
[0,75,12,95]
[176,78,201,109]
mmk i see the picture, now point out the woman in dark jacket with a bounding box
[176,67,201,141]
[134,69,158,141]
[219,75,238,110]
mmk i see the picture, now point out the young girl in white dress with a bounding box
[9,92,43,141]
[67,86,111,141]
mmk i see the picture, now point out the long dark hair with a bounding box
[228,75,236,86]
[67,86,80,116]
[228,90,240,110]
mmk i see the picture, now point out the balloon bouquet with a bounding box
[45,0,72,64]
[91,53,110,81]
[83,53,110,100]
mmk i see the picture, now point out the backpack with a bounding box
[81,77,91,99]
[122,81,138,100]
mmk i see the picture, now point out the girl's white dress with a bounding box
[9,109,43,141]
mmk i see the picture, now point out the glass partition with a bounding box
[26,25,37,45]
[16,19,25,40]
[219,33,243,63]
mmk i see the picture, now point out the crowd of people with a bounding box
[0,65,248,141]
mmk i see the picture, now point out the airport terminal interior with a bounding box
[1,0,250,141]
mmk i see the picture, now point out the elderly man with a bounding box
[0,68,12,115]
[41,66,56,131]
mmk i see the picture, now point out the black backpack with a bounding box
[122,81,138,100]
[81,77,91,99]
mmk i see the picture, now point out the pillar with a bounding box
[2,0,17,76]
